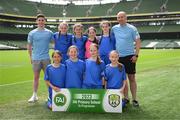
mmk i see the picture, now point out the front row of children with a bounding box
[44,44,127,109]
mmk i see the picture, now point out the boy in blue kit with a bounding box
[72,23,87,60]
[65,45,85,88]
[104,50,127,107]
[99,20,115,65]
[44,50,66,109]
[53,22,72,63]
[83,43,105,89]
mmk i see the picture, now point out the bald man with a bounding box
[111,11,141,107]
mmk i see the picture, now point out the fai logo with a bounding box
[54,93,67,106]
[108,94,120,108]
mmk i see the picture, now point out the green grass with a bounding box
[0,49,180,119]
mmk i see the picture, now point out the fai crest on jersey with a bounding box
[108,94,120,108]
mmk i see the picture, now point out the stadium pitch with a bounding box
[0,49,180,119]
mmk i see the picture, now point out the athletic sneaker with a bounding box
[123,98,130,104]
[47,100,52,110]
[28,95,38,103]
[122,99,126,108]
[132,100,139,107]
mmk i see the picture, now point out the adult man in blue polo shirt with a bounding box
[27,14,53,102]
[111,11,141,107]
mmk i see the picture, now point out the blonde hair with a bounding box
[109,50,123,71]
[73,23,83,32]
[99,20,111,28]
[67,45,79,55]
[58,21,69,30]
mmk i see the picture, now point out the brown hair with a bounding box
[90,43,101,65]
[87,26,98,44]
[52,50,62,58]
[36,14,45,19]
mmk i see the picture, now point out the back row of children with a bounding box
[53,21,115,64]
[45,21,127,109]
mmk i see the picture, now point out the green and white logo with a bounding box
[52,89,71,111]
[54,93,67,106]
[103,89,122,113]
[108,94,120,108]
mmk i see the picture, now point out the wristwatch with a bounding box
[135,55,139,57]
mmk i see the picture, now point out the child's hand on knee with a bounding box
[53,86,60,92]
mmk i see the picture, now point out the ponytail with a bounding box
[117,62,123,72]
[58,31,61,39]
[96,56,102,65]
[93,37,98,44]
[90,43,101,65]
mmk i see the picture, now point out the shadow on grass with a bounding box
[0,98,157,120]
[25,101,156,120]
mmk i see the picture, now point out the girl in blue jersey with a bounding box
[72,23,87,60]
[65,45,85,88]
[53,22,72,63]
[104,50,126,90]
[99,20,115,65]
[83,43,105,89]
[44,50,66,109]
[104,50,127,107]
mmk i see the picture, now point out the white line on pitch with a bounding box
[0,80,32,87]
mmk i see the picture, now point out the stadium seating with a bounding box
[0,0,37,16]
[113,0,138,14]
[0,40,27,49]
[166,0,180,12]
[135,0,167,13]
[141,39,180,48]
[160,25,180,32]
[0,0,179,17]
[136,25,180,33]
[0,0,180,49]
[137,26,161,33]
[0,25,32,34]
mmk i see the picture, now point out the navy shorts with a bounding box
[118,55,136,74]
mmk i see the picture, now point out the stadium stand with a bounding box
[137,25,180,33]
[166,0,180,12]
[0,25,31,34]
[0,0,37,16]
[160,25,180,32]
[0,0,180,49]
[0,40,27,49]
[141,39,180,49]
[0,0,179,17]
